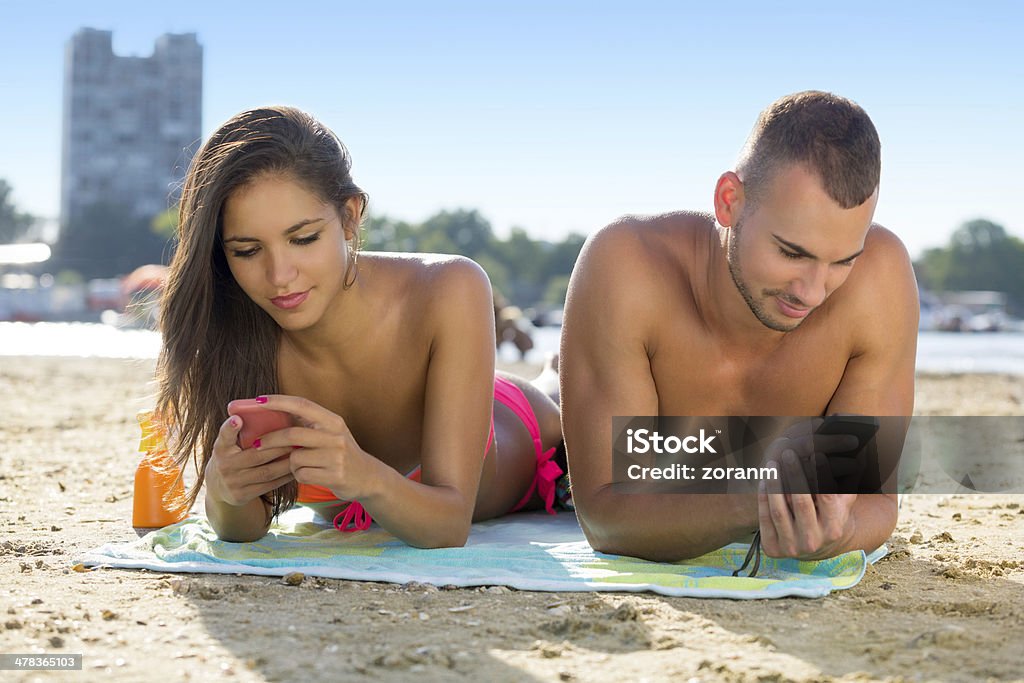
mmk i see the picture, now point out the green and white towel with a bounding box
[78,507,884,599]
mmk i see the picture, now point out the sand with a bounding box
[1,357,1022,682]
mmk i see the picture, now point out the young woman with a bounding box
[154,106,563,547]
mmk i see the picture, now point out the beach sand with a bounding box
[1,357,1022,682]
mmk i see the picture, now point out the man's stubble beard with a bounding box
[725,220,802,333]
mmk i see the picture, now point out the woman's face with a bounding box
[221,174,353,331]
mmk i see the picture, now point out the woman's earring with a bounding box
[343,239,358,289]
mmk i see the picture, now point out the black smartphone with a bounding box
[815,415,880,458]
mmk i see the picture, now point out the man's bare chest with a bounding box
[650,329,850,416]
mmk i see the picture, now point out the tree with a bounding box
[915,219,1024,314]
[353,208,586,307]
[420,209,495,258]
[0,179,36,243]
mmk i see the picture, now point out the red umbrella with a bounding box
[121,264,168,295]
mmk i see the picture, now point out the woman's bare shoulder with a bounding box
[361,252,489,291]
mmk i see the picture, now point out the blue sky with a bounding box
[2,1,1021,258]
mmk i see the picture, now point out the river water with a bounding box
[3,323,1023,375]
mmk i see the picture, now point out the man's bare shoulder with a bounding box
[831,223,919,351]
[580,210,715,278]
[566,212,714,348]
[842,224,917,299]
[863,224,913,267]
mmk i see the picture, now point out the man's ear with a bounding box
[714,171,746,227]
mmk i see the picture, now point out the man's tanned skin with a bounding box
[561,93,919,562]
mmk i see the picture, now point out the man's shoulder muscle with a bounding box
[574,211,711,300]
[840,224,919,336]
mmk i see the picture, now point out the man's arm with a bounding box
[561,222,758,561]
[819,225,919,555]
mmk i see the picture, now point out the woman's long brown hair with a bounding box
[155,106,367,519]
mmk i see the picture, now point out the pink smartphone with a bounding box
[228,401,292,450]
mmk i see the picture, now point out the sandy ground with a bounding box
[1,356,1022,682]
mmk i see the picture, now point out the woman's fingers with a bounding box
[248,426,336,452]
[235,395,348,432]
[213,415,243,455]
[247,473,296,500]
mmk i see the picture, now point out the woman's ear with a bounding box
[341,195,364,241]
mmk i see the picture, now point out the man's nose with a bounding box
[795,262,829,308]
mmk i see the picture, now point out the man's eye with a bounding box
[779,248,803,260]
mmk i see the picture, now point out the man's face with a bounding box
[726,164,878,332]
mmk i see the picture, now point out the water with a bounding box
[3,323,1023,375]
[501,326,1024,376]
[0,322,162,359]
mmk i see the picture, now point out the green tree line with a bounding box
[914,219,1024,315]
[8,175,1021,316]
[362,209,585,307]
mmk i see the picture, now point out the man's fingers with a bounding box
[757,479,780,555]
[763,458,797,554]
[781,448,813,495]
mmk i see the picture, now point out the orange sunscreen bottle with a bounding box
[132,411,189,528]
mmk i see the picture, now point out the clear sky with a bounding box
[2,0,1021,258]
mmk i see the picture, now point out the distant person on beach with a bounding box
[561,91,918,563]
[153,106,563,546]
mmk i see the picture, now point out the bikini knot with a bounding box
[333,501,372,532]
[535,446,563,515]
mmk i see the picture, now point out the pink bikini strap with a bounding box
[495,376,562,515]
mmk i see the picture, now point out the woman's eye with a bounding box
[231,247,259,258]
[293,232,321,246]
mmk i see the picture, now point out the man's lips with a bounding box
[775,295,810,319]
[270,290,309,309]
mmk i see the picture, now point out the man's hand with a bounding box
[758,448,858,560]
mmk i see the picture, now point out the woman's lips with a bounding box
[271,290,309,310]
[775,295,810,319]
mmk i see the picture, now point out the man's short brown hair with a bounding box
[737,91,881,210]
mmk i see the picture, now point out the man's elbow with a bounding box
[575,494,677,561]
[575,490,733,562]
[575,492,628,554]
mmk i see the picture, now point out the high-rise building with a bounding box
[61,28,202,230]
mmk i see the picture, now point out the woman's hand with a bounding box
[205,414,295,507]
[238,395,377,502]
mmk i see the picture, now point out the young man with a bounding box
[561,91,918,562]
